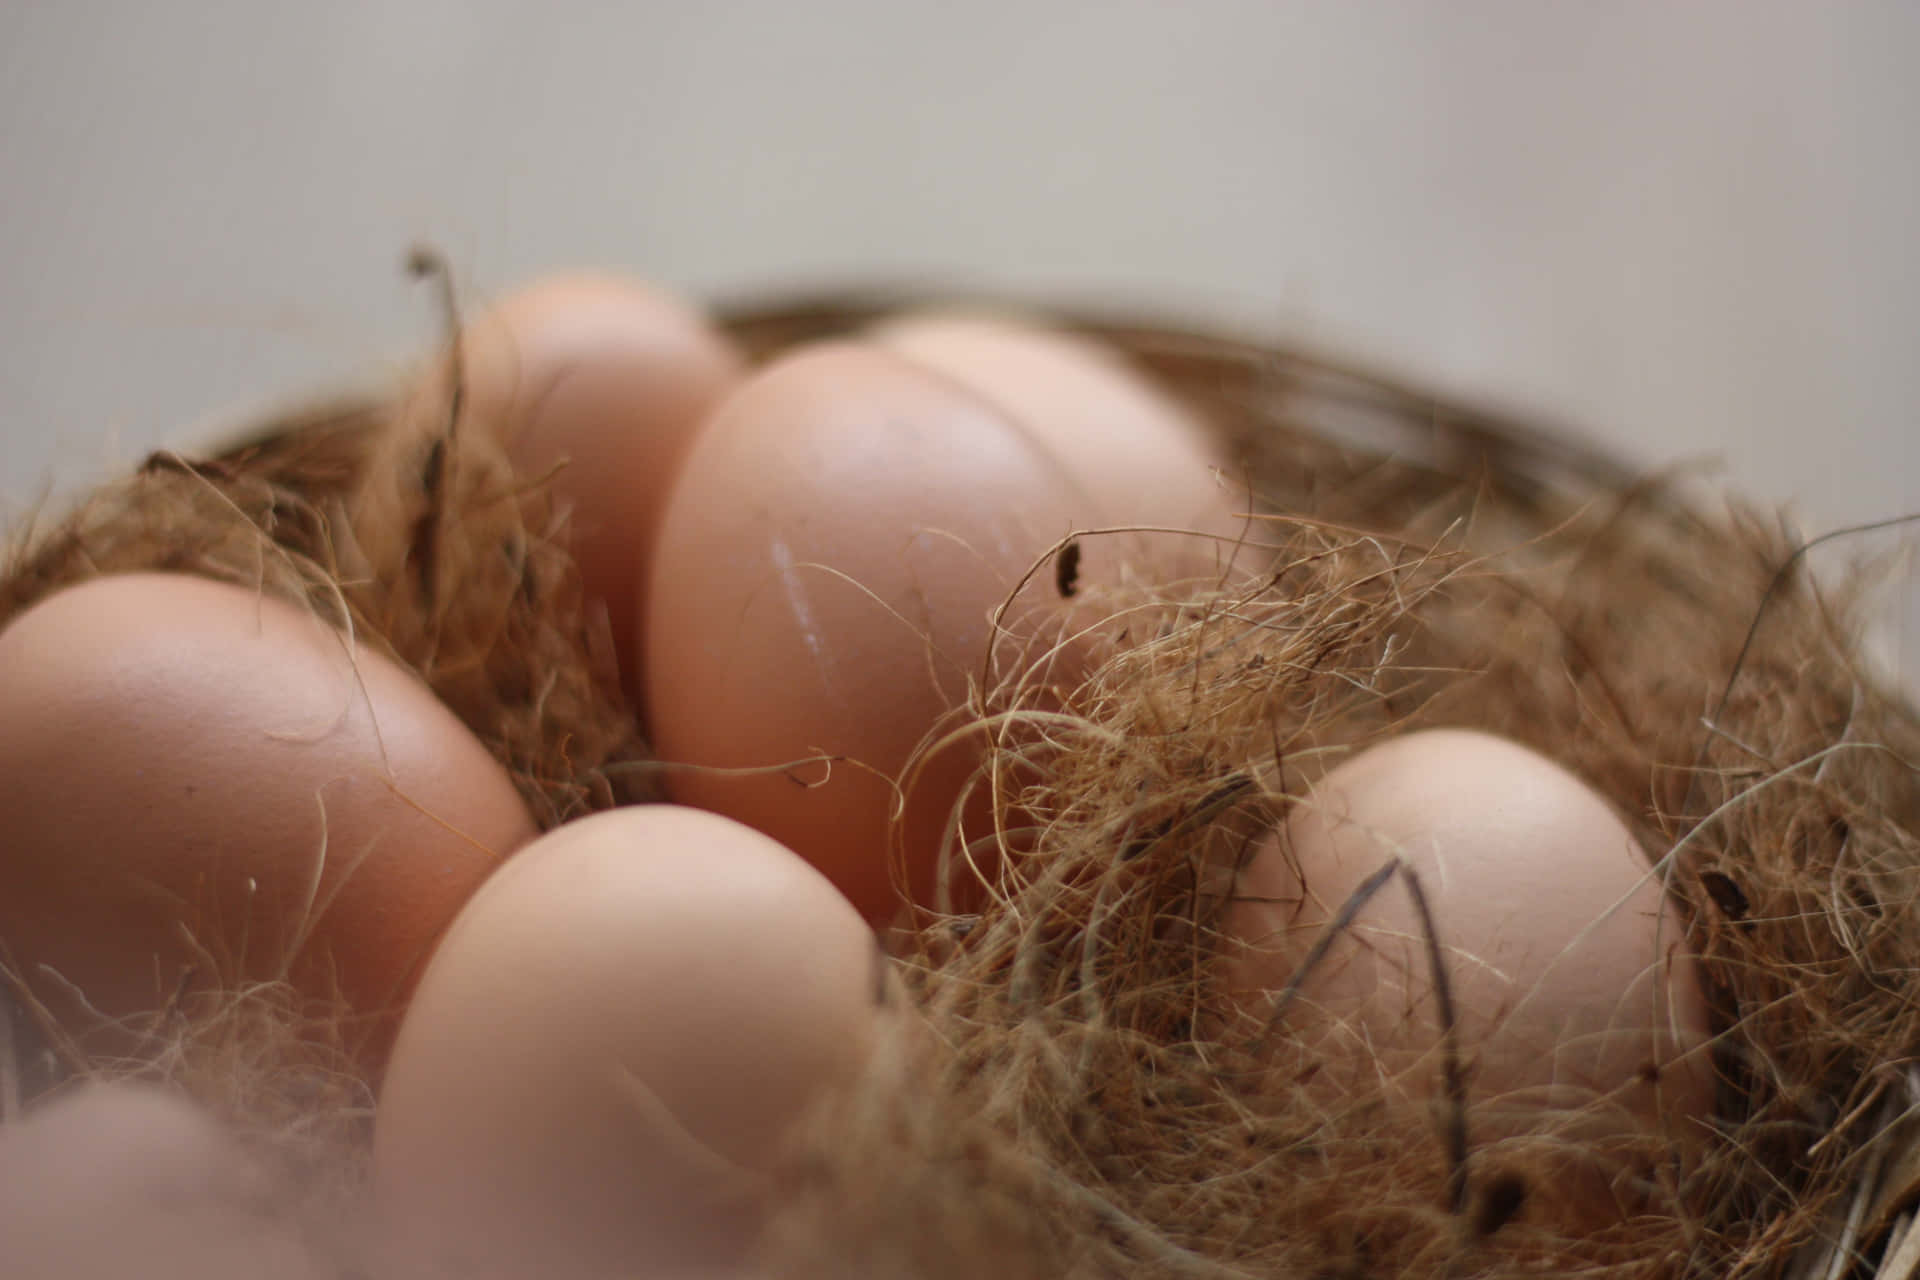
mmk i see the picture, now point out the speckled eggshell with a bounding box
[642,342,1115,926]
[428,272,746,695]
[1218,729,1714,1213]
[0,572,537,1062]
[374,805,885,1277]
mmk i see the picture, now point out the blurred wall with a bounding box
[2,1,1915,656]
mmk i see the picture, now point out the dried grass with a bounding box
[1,291,1916,1279]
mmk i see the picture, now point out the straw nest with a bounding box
[3,285,1918,1280]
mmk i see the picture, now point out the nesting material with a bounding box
[2,293,1918,1279]
[2,387,651,830]
[756,512,1905,1278]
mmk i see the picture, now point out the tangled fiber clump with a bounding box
[2,292,1918,1279]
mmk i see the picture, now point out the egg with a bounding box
[418,272,745,694]
[870,309,1243,578]
[1217,729,1714,1219]
[373,805,886,1277]
[0,572,537,1064]
[0,1082,326,1279]
[643,342,1116,926]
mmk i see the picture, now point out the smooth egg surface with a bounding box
[871,309,1244,579]
[0,1082,325,1280]
[425,272,745,694]
[643,341,1116,925]
[374,805,884,1277]
[1219,729,1714,1141]
[0,573,536,1062]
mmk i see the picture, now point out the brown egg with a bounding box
[871,310,1245,579]
[0,573,536,1063]
[374,805,885,1277]
[0,1082,327,1279]
[423,272,745,694]
[1218,729,1714,1221]
[642,342,1113,926]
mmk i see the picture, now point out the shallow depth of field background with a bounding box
[2,1,1915,669]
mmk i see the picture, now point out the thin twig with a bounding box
[1398,860,1471,1217]
[1685,513,1920,817]
[1880,1210,1920,1280]
[404,244,465,617]
[1258,856,1399,1038]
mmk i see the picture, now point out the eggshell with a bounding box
[1218,729,1714,1214]
[871,310,1244,578]
[373,805,885,1277]
[0,573,537,1063]
[643,341,1115,925]
[423,272,745,693]
[0,1082,325,1280]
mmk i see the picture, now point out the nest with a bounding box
[3,286,1919,1279]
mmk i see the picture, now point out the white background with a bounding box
[3,2,1915,665]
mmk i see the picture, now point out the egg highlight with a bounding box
[643,341,1119,925]
[374,805,885,1277]
[0,573,537,1064]
[415,272,745,695]
[1217,729,1715,1218]
[870,309,1244,580]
